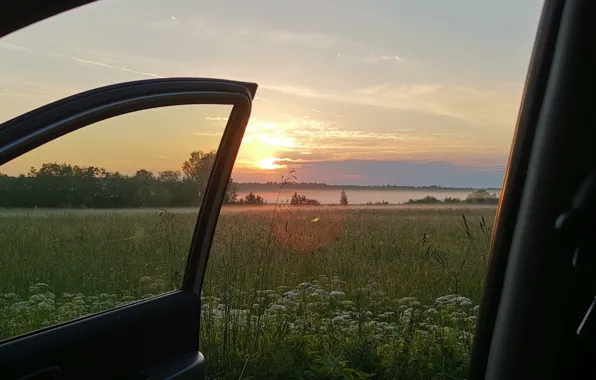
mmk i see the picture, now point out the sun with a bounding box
[258,157,284,170]
[237,120,300,171]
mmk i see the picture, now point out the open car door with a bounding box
[0,2,258,379]
[468,0,596,379]
[0,77,255,378]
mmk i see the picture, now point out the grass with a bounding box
[0,206,495,379]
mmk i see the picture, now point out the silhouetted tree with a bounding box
[182,150,237,204]
[0,151,239,208]
[290,192,320,205]
[238,192,265,204]
[465,189,499,204]
[340,190,348,205]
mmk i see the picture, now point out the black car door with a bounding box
[0,76,256,379]
[469,0,596,379]
[0,2,258,379]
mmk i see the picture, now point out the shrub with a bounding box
[290,192,321,205]
[340,190,349,206]
[237,192,266,205]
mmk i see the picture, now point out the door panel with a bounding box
[470,0,596,379]
[0,78,256,379]
[0,103,234,342]
[1,292,201,379]
[467,1,564,377]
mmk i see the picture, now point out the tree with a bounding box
[239,192,265,204]
[0,150,242,208]
[182,150,237,204]
[340,190,348,205]
[157,170,180,182]
[465,189,499,204]
[290,192,321,205]
[134,169,154,180]
[182,150,215,192]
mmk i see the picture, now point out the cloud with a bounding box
[264,30,354,50]
[233,159,506,187]
[261,81,522,128]
[365,54,403,63]
[235,113,508,173]
[1,41,163,79]
[148,155,173,160]
[192,132,223,137]
[0,42,34,53]
[49,51,163,79]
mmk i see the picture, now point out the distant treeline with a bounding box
[0,151,500,208]
[404,191,500,205]
[237,182,501,192]
[0,150,240,209]
[0,152,338,208]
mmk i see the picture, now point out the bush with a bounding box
[290,192,321,205]
[366,201,389,205]
[340,190,349,206]
[236,192,266,205]
[405,196,441,204]
[465,190,499,204]
[444,197,463,203]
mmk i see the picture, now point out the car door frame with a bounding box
[469,0,596,379]
[0,77,256,379]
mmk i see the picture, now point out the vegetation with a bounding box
[340,190,349,205]
[0,150,239,208]
[366,200,390,205]
[0,206,495,379]
[236,192,266,205]
[290,192,321,206]
[405,190,499,205]
[237,182,501,192]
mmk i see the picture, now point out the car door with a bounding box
[0,3,259,379]
[0,78,256,379]
[468,0,596,379]
[0,73,256,380]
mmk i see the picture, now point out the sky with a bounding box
[0,0,544,187]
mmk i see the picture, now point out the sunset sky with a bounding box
[0,0,544,187]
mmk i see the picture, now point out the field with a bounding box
[0,205,496,379]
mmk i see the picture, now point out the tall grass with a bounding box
[0,206,495,379]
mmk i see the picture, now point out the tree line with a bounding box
[0,150,240,209]
[0,149,335,209]
[404,190,500,205]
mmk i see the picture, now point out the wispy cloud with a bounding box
[2,41,163,79]
[365,53,403,63]
[50,51,163,79]
[261,81,522,128]
[0,42,34,53]
[264,30,354,50]
[192,132,224,137]
[148,155,173,160]
[234,113,507,173]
